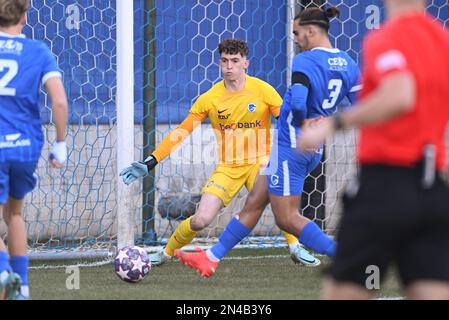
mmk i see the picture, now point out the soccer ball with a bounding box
[114,246,151,283]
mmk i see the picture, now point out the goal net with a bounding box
[4,0,447,259]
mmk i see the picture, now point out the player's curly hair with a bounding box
[0,0,29,28]
[218,39,249,57]
[294,6,340,32]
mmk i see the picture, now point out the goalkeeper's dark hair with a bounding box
[218,39,249,58]
[0,0,29,27]
[294,6,340,32]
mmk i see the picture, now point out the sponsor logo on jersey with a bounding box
[5,133,21,141]
[219,121,261,131]
[0,140,31,148]
[0,40,23,54]
[247,103,256,113]
[217,108,231,120]
[218,113,231,120]
[0,136,31,149]
[328,57,348,71]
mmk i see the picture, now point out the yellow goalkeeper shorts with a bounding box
[202,162,264,207]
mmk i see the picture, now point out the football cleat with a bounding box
[14,292,31,300]
[174,247,219,278]
[0,272,21,300]
[290,244,321,267]
[148,249,171,266]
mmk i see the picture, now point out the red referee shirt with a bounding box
[358,12,449,170]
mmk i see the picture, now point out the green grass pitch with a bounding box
[29,248,402,300]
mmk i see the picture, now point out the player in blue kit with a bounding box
[0,0,68,300]
[175,6,361,277]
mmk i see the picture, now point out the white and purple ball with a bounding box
[114,246,151,283]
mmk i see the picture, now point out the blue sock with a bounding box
[210,217,252,260]
[10,256,29,286]
[0,251,10,273]
[299,221,336,257]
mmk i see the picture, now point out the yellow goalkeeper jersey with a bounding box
[153,75,282,166]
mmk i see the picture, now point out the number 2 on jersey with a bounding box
[0,59,18,96]
[322,79,342,110]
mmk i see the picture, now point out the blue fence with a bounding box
[27,0,447,125]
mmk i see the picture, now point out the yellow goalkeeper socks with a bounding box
[283,231,300,251]
[164,217,197,257]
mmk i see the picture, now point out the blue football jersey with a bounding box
[277,47,360,148]
[0,33,61,162]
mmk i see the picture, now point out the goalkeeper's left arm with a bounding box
[119,112,206,185]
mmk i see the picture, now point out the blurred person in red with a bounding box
[298,0,449,299]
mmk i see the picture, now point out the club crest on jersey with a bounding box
[270,175,279,186]
[247,103,256,113]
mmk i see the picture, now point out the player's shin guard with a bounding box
[209,217,251,260]
[165,217,197,256]
[299,221,336,257]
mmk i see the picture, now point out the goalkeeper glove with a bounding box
[119,154,158,185]
[49,141,67,166]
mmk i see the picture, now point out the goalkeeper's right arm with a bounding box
[119,154,158,185]
[119,112,206,185]
[45,76,69,169]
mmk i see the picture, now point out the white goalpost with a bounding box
[116,0,135,250]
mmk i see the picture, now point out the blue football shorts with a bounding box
[266,145,323,196]
[0,161,38,204]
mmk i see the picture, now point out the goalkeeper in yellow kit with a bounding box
[119,39,319,267]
